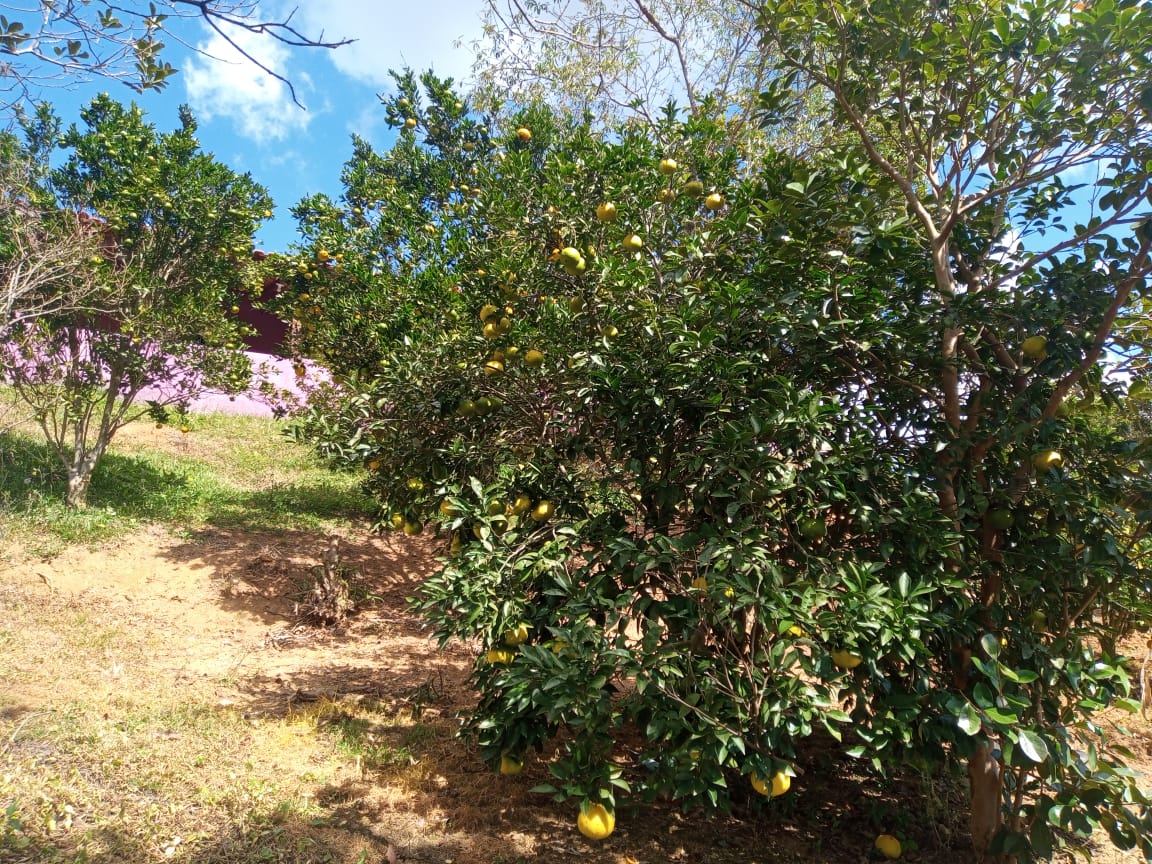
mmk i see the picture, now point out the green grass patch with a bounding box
[0,412,375,557]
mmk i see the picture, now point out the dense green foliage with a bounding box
[277,58,1152,860]
[3,97,271,506]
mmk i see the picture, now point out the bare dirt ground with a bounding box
[1,522,1149,863]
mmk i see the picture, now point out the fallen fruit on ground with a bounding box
[577,802,615,840]
[875,834,902,859]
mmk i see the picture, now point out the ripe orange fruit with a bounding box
[516,127,532,142]
[831,649,863,669]
[486,648,515,665]
[875,834,902,859]
[499,753,524,775]
[576,802,615,840]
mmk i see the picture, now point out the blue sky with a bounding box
[38,0,488,252]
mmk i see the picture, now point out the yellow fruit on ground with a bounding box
[1033,449,1063,471]
[875,834,902,859]
[577,802,615,840]
[1022,334,1048,360]
[516,126,532,142]
[486,648,515,665]
[658,157,678,175]
[596,201,618,222]
[622,234,643,252]
[504,623,530,645]
[499,753,524,775]
[704,192,725,210]
[531,500,554,522]
[831,649,863,669]
[524,349,545,368]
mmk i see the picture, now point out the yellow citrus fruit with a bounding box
[499,753,524,775]
[440,498,458,517]
[797,517,827,540]
[482,321,502,339]
[480,303,500,322]
[831,649,863,669]
[751,771,790,797]
[704,192,725,210]
[1033,450,1063,471]
[404,117,417,129]
[511,493,532,515]
[596,202,618,222]
[483,360,505,376]
[531,500,554,522]
[402,520,424,536]
[875,834,902,859]
[683,179,704,198]
[787,625,806,638]
[576,802,615,840]
[622,234,643,252]
[486,648,515,665]
[504,623,530,645]
[524,349,545,368]
[1022,335,1048,360]
[658,157,678,175]
[516,127,532,142]
[389,512,405,529]
[656,188,675,203]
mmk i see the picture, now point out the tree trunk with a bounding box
[65,468,90,508]
[969,741,1004,862]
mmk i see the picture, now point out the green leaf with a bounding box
[1017,730,1049,764]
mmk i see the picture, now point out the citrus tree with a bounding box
[281,68,1152,860]
[2,96,271,507]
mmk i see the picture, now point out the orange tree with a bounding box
[278,70,1152,858]
[3,97,271,507]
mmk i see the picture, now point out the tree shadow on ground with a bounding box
[156,525,440,629]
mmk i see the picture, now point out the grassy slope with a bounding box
[0,411,374,558]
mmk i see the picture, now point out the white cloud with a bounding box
[183,25,315,143]
[286,0,484,90]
